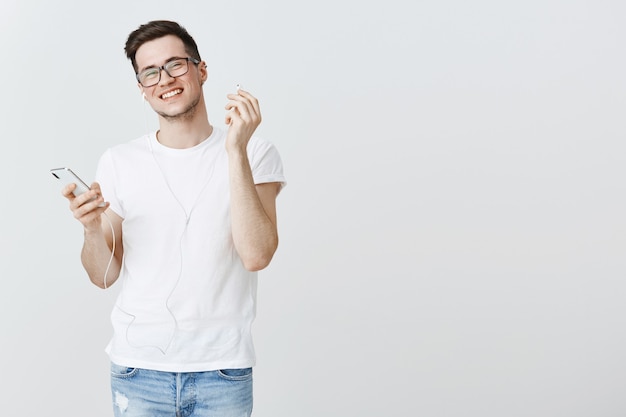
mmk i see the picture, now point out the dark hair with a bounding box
[124,20,201,73]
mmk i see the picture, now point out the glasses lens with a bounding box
[138,68,160,87]
[137,59,192,87]
[165,59,189,78]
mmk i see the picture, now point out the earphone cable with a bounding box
[102,211,115,290]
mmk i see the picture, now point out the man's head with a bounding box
[125,20,201,74]
[126,21,208,122]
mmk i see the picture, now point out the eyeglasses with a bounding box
[136,57,200,87]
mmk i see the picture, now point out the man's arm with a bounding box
[63,182,124,288]
[225,88,280,271]
[81,208,123,288]
[229,149,280,270]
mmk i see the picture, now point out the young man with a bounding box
[61,20,286,416]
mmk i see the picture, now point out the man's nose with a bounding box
[158,68,175,85]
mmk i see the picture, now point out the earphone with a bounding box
[113,83,238,354]
[111,133,219,355]
[102,212,115,289]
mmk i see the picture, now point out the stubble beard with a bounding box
[156,94,201,123]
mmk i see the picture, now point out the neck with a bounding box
[156,104,213,149]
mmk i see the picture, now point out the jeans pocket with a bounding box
[217,367,253,381]
[110,362,138,379]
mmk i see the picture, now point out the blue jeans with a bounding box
[110,362,253,417]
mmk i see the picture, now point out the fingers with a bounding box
[224,87,262,152]
[73,201,109,224]
[238,89,261,118]
[61,182,77,199]
[224,88,262,125]
[63,182,108,226]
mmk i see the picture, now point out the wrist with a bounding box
[226,143,248,158]
[83,223,104,237]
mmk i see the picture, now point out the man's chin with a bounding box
[157,104,197,122]
[156,96,200,122]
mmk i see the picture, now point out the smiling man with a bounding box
[61,20,286,416]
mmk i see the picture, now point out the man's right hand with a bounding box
[62,182,109,231]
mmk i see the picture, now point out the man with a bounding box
[62,20,286,416]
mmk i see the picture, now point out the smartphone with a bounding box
[50,167,105,207]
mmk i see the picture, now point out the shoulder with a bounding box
[98,134,153,172]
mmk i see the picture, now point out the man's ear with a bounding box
[199,61,208,84]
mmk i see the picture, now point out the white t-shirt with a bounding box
[95,126,286,372]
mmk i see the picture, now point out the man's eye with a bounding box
[142,69,159,78]
[168,62,184,70]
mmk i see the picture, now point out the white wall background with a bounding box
[1,0,625,416]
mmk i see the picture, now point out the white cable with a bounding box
[102,211,115,289]
[144,136,219,354]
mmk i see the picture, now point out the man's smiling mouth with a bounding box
[161,89,182,99]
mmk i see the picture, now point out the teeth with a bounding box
[161,89,182,99]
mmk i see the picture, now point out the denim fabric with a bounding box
[110,362,253,417]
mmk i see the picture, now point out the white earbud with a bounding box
[142,92,147,103]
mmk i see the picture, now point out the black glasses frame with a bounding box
[136,57,201,87]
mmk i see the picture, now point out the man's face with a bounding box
[135,35,206,121]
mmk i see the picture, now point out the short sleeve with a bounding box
[95,148,124,218]
[247,136,287,193]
